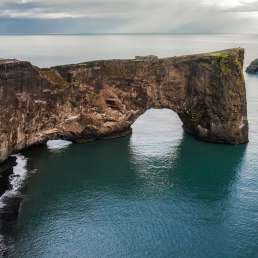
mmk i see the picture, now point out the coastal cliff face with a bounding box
[0,48,248,162]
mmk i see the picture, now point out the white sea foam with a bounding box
[0,154,28,208]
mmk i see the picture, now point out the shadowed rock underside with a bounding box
[0,48,248,162]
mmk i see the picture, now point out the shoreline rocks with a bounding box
[0,157,16,197]
[0,156,18,257]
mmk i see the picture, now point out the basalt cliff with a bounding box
[0,48,248,162]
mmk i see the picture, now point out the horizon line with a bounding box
[0,32,258,36]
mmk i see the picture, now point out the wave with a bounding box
[0,154,29,256]
[0,154,28,209]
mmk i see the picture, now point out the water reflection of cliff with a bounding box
[129,133,247,201]
[14,131,247,214]
[2,131,247,257]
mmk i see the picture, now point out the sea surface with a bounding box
[1,34,258,258]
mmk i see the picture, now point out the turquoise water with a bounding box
[1,34,258,258]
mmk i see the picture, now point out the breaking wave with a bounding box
[0,154,28,209]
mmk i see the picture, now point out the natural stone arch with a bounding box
[0,48,248,162]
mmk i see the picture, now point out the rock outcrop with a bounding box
[0,48,248,162]
[246,58,258,74]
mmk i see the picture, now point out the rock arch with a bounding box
[0,48,248,162]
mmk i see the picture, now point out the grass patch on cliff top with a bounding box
[40,69,68,86]
[209,52,230,59]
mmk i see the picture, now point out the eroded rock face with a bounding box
[246,58,258,74]
[0,48,248,162]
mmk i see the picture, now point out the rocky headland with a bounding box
[0,48,248,163]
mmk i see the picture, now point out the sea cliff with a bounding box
[0,48,248,162]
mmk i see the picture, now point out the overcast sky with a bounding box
[0,0,258,34]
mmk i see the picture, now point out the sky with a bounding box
[0,0,258,34]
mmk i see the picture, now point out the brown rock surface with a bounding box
[0,48,248,162]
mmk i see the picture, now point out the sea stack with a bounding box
[246,59,258,74]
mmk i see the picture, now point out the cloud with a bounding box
[0,0,257,33]
[0,0,134,19]
[113,0,258,33]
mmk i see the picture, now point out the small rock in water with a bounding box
[246,59,258,74]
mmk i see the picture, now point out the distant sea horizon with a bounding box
[1,33,258,67]
[1,32,258,36]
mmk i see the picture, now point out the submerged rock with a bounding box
[0,48,249,163]
[246,59,258,74]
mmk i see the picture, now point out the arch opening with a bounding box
[130,108,183,156]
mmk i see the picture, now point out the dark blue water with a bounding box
[1,34,258,258]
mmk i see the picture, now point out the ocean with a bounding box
[1,34,258,258]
